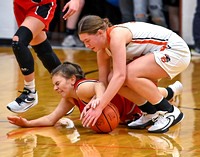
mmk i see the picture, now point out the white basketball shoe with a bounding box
[7,88,38,113]
[148,106,184,133]
[128,112,159,129]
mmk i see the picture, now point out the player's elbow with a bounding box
[117,73,126,84]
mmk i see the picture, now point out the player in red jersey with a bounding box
[7,62,181,128]
[7,0,80,113]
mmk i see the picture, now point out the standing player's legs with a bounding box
[62,0,85,47]
[7,17,60,113]
[7,1,61,113]
[7,16,44,113]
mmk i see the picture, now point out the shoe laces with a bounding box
[16,89,35,104]
[139,112,153,122]
[139,112,147,120]
[153,111,168,126]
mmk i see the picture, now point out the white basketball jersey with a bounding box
[114,22,188,61]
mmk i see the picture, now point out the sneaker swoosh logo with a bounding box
[24,98,34,103]
[162,115,175,131]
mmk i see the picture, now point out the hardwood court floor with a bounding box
[0,46,200,157]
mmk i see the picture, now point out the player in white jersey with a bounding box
[78,15,191,133]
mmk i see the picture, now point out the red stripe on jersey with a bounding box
[131,39,167,46]
[131,39,168,51]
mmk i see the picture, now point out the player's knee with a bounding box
[12,35,19,41]
[12,39,21,53]
[32,39,61,72]
[136,14,145,18]
[149,4,158,10]
[12,26,32,52]
[11,27,34,75]
[12,36,20,51]
[14,26,33,46]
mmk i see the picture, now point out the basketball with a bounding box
[90,103,120,133]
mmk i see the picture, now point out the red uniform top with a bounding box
[73,79,142,123]
[13,0,57,31]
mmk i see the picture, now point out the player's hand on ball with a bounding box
[81,107,102,128]
[90,98,100,109]
[80,104,91,120]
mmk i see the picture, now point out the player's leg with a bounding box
[8,0,61,113]
[126,81,183,129]
[7,16,45,113]
[62,0,85,47]
[31,31,61,73]
[133,0,148,22]
[125,53,185,133]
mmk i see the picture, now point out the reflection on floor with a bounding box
[0,47,200,157]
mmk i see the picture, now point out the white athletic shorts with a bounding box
[153,33,191,79]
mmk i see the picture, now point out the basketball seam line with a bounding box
[102,111,112,132]
[108,104,120,123]
[95,122,104,133]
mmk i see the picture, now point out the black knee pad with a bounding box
[12,26,34,75]
[32,39,61,73]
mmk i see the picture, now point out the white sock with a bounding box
[24,79,35,93]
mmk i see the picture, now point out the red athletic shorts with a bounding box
[13,0,57,31]
[110,94,142,124]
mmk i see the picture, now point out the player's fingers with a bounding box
[81,114,87,126]
[91,102,96,109]
[62,2,69,12]
[82,115,91,127]
[81,106,89,120]
[91,117,98,127]
[92,99,100,109]
[80,110,85,120]
[86,116,94,128]
[86,103,91,109]
[81,105,91,119]
[63,12,72,20]
[63,10,76,20]
[62,3,71,20]
[7,116,17,120]
[7,116,12,120]
[85,118,92,127]
[9,120,15,124]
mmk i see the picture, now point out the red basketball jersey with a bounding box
[73,79,142,123]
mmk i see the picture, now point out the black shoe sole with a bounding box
[171,112,184,126]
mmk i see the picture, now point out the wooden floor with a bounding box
[0,46,200,157]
